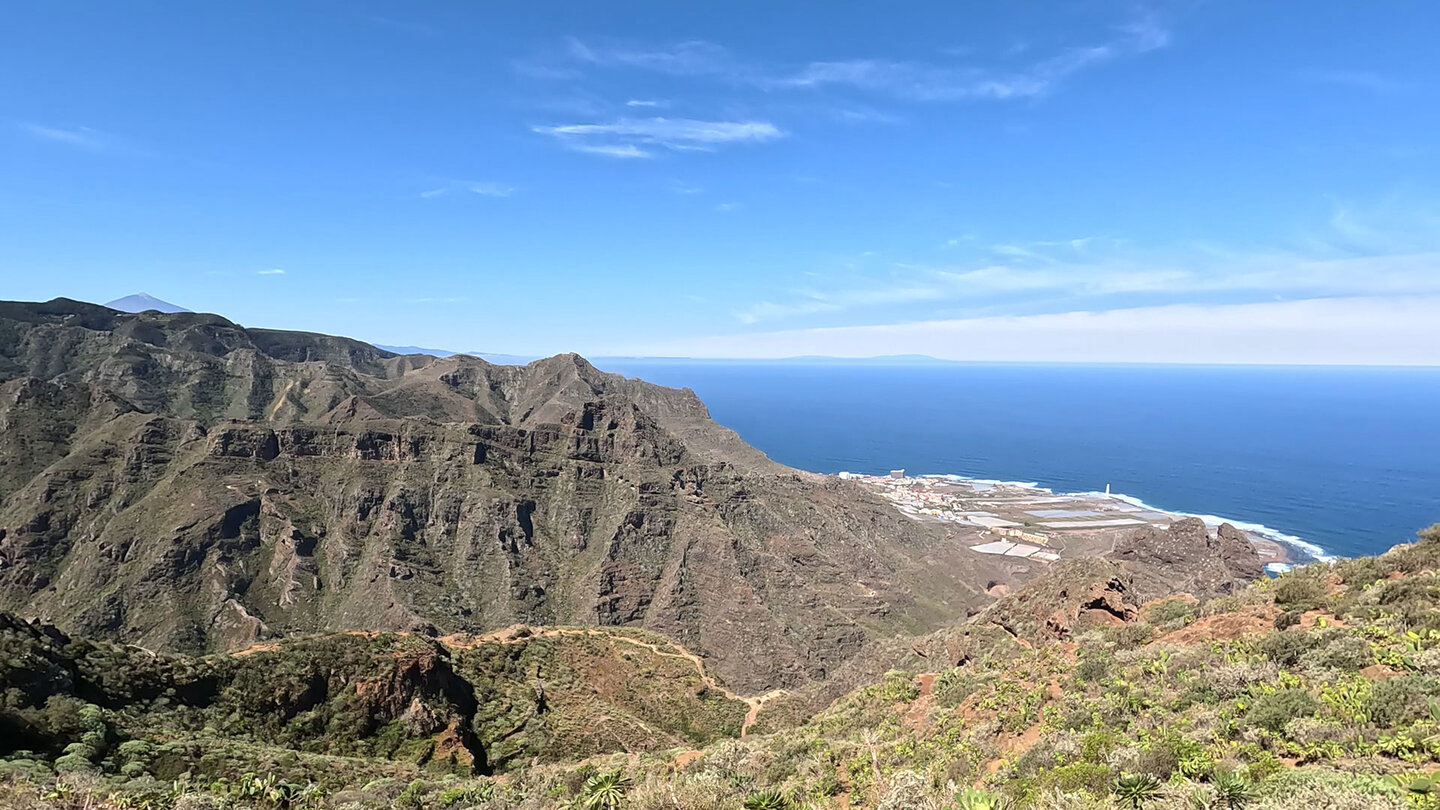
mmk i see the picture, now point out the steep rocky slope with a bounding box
[0,299,1018,693]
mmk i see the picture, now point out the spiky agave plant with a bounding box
[1211,771,1254,810]
[953,787,1012,810]
[742,788,793,810]
[580,769,632,810]
[1114,773,1163,809]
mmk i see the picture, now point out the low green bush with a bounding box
[1300,633,1372,672]
[1365,675,1440,728]
[1259,630,1319,667]
[1248,688,1318,733]
[1273,574,1329,612]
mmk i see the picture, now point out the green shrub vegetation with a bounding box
[1,525,1438,809]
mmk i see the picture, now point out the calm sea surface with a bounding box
[597,361,1440,560]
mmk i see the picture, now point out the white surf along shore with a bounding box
[839,471,1333,572]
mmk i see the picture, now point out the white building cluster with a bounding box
[839,470,1175,565]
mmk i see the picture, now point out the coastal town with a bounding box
[840,470,1292,569]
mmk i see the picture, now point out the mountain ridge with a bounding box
[102,292,191,314]
[0,298,1025,695]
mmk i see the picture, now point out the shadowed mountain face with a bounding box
[0,299,1018,692]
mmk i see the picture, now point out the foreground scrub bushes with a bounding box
[0,765,1429,810]
[3,526,1440,809]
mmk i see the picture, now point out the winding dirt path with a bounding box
[453,626,786,737]
[903,672,937,732]
[230,624,785,737]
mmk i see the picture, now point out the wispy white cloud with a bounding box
[564,37,734,77]
[732,201,1440,324]
[824,104,904,124]
[764,16,1167,100]
[19,123,113,151]
[510,60,584,80]
[419,180,516,198]
[257,268,286,276]
[554,14,1168,104]
[527,15,1166,158]
[621,296,1440,366]
[736,249,1440,325]
[466,182,514,197]
[536,118,782,144]
[735,284,946,324]
[714,202,742,213]
[567,142,654,159]
[532,116,784,158]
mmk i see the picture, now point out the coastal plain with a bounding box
[844,472,1292,571]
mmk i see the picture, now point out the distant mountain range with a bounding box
[103,292,191,313]
[598,353,962,366]
[379,347,962,367]
[370,344,540,365]
[96,295,955,366]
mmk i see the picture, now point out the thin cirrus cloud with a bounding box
[565,143,652,159]
[19,122,114,151]
[736,249,1440,325]
[732,203,1440,325]
[763,18,1168,101]
[523,13,1169,160]
[553,13,1168,103]
[634,296,1440,366]
[529,16,1168,157]
[419,180,516,199]
[257,269,286,275]
[531,117,784,158]
[734,284,945,324]
[563,37,735,77]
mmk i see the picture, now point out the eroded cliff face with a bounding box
[0,299,1013,693]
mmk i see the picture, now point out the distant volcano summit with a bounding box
[103,292,190,313]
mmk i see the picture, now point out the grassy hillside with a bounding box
[3,526,1439,809]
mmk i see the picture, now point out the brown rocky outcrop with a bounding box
[983,558,1142,643]
[1112,517,1264,601]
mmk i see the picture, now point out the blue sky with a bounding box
[3,1,1439,363]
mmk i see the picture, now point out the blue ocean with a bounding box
[598,361,1440,561]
